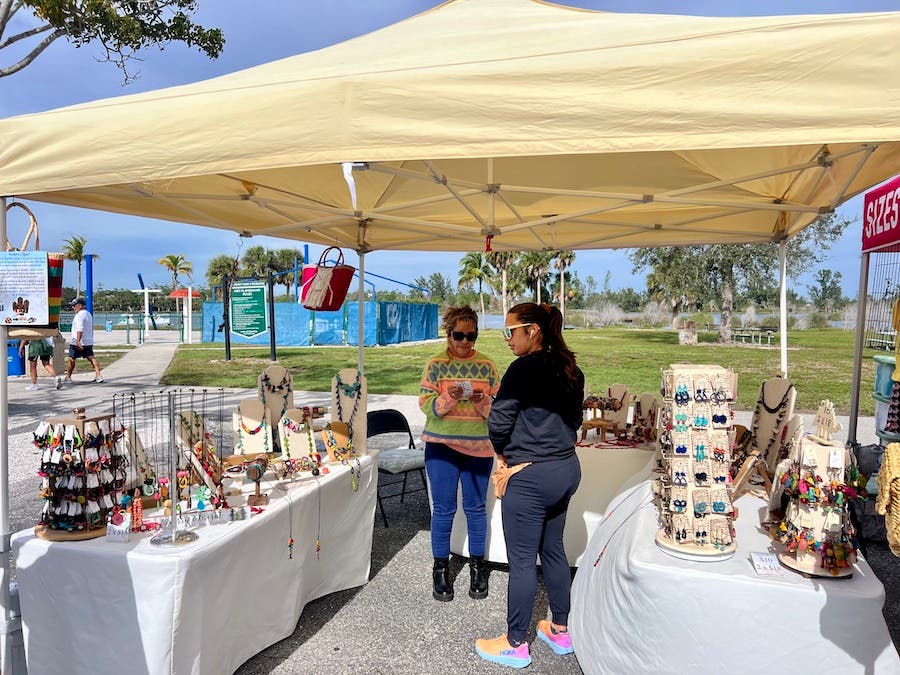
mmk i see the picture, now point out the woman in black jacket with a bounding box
[475,303,584,669]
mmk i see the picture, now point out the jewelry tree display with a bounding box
[769,400,858,577]
[33,408,127,540]
[258,365,294,450]
[656,364,738,561]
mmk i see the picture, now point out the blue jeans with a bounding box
[425,442,493,559]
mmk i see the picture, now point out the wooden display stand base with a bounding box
[777,551,853,579]
[34,524,107,541]
[731,449,773,499]
[655,531,736,562]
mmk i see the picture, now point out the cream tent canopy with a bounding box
[2,0,900,253]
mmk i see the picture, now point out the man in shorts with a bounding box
[18,338,62,391]
[63,297,104,383]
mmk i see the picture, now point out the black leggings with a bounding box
[500,454,581,643]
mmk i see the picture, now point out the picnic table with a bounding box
[733,326,777,345]
[866,330,897,351]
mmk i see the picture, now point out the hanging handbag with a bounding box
[300,246,355,311]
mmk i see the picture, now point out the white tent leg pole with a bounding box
[848,252,871,446]
[779,240,788,378]
[0,196,17,674]
[357,249,365,374]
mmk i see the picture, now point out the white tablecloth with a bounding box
[570,480,900,675]
[12,454,377,675]
[450,447,655,565]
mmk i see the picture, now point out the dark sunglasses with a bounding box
[451,331,478,342]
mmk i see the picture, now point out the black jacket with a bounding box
[488,350,584,465]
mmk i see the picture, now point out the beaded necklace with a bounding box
[324,423,361,492]
[281,415,316,471]
[334,371,362,450]
[260,370,292,422]
[752,381,794,465]
[236,410,268,455]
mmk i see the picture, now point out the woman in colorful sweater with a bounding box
[419,306,500,602]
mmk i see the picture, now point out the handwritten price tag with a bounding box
[750,552,784,577]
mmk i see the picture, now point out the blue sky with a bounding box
[1,0,896,296]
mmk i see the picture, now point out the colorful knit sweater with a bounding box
[419,348,501,457]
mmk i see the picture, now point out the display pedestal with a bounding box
[654,530,735,562]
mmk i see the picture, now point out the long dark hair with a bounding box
[509,302,578,382]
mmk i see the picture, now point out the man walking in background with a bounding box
[63,297,103,383]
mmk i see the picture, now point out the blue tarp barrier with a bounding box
[202,301,436,346]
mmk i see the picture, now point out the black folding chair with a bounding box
[367,409,428,527]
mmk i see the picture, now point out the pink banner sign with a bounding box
[863,175,900,253]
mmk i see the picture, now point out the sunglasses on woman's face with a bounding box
[451,331,478,342]
[502,323,532,339]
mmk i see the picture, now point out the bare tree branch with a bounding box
[0,26,62,78]
[0,21,52,50]
[0,0,21,36]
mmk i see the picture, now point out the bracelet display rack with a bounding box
[35,407,125,541]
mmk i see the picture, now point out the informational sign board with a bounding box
[0,251,49,326]
[862,174,900,253]
[229,280,268,339]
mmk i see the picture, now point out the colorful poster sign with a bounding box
[230,280,268,339]
[0,251,49,326]
[862,174,900,253]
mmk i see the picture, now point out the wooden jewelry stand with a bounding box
[732,378,797,500]
[245,455,270,507]
[331,368,367,454]
[771,403,855,578]
[258,365,294,450]
[231,399,274,459]
[35,408,118,541]
[656,364,738,561]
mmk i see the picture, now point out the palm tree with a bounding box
[520,251,553,304]
[554,250,576,322]
[487,251,516,317]
[158,254,194,313]
[240,246,276,278]
[206,254,238,300]
[458,252,492,328]
[61,236,91,297]
[272,248,304,297]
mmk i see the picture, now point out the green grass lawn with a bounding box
[161,328,879,415]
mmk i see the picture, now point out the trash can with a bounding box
[105,320,113,332]
[6,340,25,377]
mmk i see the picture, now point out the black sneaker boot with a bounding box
[433,557,454,601]
[468,555,489,599]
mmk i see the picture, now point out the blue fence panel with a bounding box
[346,302,377,346]
[378,302,437,344]
[202,301,435,346]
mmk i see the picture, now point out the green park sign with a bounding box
[230,281,268,339]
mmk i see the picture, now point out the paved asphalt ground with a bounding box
[5,331,898,673]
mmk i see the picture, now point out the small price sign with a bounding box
[750,552,784,577]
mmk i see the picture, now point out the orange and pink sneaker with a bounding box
[474,634,532,668]
[536,620,574,655]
